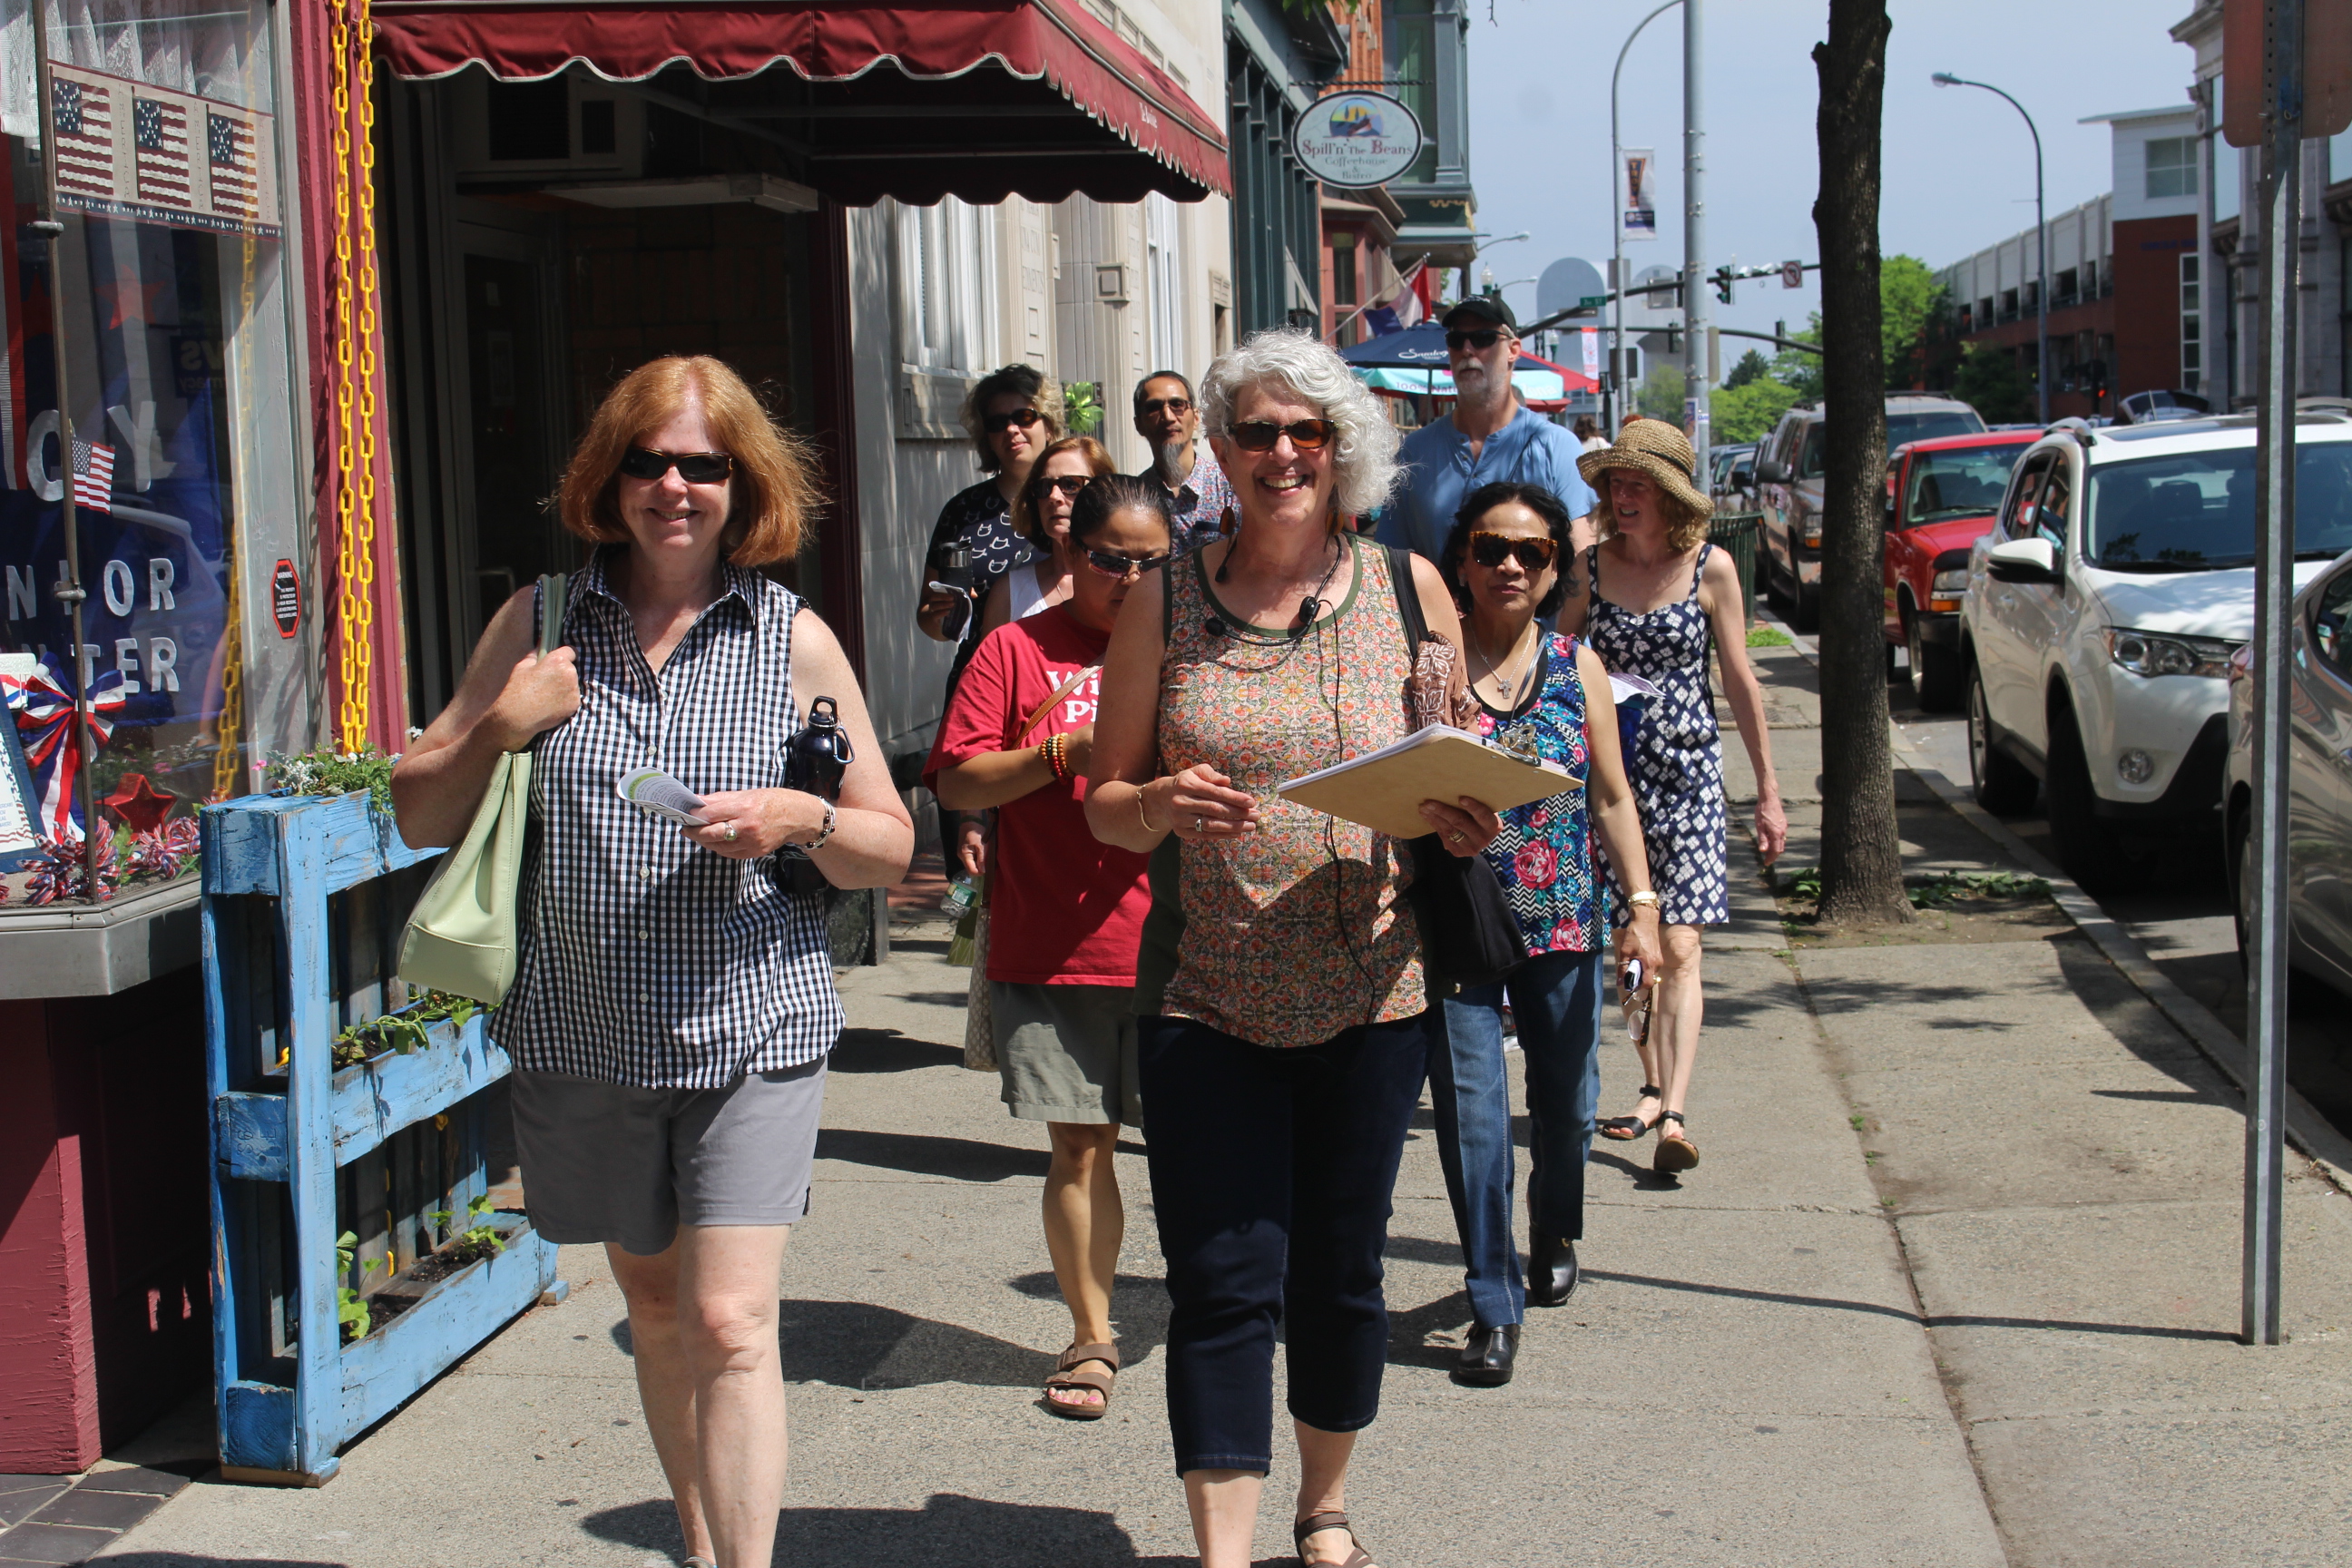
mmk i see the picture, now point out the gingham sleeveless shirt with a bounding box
[490,551,843,1088]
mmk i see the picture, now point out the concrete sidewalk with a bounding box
[64,642,2352,1567]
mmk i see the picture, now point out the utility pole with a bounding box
[1933,73,2048,424]
[1683,0,1710,475]
[1611,0,1681,430]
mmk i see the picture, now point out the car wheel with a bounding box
[1788,579,1820,633]
[1908,610,1963,711]
[2043,702,2141,891]
[1966,661,2037,815]
[1763,546,1792,612]
[2231,810,2253,975]
[1886,637,1903,683]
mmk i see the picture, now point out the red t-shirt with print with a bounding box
[923,606,1150,985]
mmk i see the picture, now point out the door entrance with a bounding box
[456,247,565,628]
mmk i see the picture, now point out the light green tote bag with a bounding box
[397,572,566,1005]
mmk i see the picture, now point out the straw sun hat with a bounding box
[1575,416,1715,524]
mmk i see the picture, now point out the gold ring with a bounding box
[1450,830,1465,844]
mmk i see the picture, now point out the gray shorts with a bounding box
[991,982,1141,1126]
[509,1057,828,1256]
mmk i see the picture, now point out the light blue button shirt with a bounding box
[1376,406,1600,562]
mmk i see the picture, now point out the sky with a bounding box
[1462,0,2197,356]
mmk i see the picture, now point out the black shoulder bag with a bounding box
[1385,546,1531,994]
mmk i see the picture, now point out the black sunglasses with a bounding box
[1032,474,1093,499]
[1139,397,1193,417]
[1468,532,1559,572]
[983,407,1044,433]
[1227,418,1335,452]
[1446,329,1505,351]
[1084,547,1171,579]
[619,446,733,484]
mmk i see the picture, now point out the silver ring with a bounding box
[724,824,739,842]
[1194,816,1205,834]
[1450,830,1465,844]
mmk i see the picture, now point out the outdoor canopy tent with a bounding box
[1339,322,1597,411]
[369,0,1231,204]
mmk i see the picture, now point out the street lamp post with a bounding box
[1612,0,1682,428]
[1935,72,2049,425]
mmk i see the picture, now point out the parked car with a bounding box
[2223,549,2352,988]
[2114,388,2210,426]
[1882,429,2040,710]
[1960,412,2352,887]
[1754,393,1987,630]
[1710,442,1757,509]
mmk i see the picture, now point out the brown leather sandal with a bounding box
[1294,1511,1378,1568]
[1041,1341,1119,1420]
[1653,1111,1700,1173]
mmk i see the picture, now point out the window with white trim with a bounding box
[897,197,998,375]
[1145,191,1181,376]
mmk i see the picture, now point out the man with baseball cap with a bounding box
[1375,295,1598,563]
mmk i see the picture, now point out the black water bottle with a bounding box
[786,696,854,799]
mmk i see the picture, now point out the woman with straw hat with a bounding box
[1560,416,1788,1176]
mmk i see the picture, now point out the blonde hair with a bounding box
[1593,466,1711,553]
[1011,435,1117,548]
[558,357,820,566]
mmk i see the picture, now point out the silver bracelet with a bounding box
[802,799,838,852]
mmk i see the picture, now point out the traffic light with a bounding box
[1712,266,1735,306]
[1665,323,1683,355]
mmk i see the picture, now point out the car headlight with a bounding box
[2103,627,2239,679]
[1930,567,1969,595]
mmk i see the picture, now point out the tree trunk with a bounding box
[1810,0,1911,926]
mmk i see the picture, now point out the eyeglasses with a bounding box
[619,446,734,484]
[1139,397,1193,418]
[983,407,1044,433]
[1226,418,1336,452]
[1032,474,1093,499]
[1468,532,1559,572]
[1083,547,1171,579]
[1446,329,1505,351]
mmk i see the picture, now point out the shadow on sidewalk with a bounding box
[582,1492,1251,1566]
[97,1560,345,1567]
[831,1027,964,1073]
[1582,1269,2239,1342]
[815,1128,1049,1181]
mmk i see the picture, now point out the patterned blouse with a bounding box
[1153,535,1426,1047]
[492,552,843,1089]
[1473,632,1602,955]
[926,478,1035,659]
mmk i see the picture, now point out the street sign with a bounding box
[1292,90,1424,189]
[2223,0,2352,145]
[1536,257,1607,322]
[1580,295,1608,309]
[1781,259,1804,289]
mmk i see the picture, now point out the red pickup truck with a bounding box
[1882,429,2039,710]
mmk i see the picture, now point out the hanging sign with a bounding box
[48,64,281,239]
[1622,148,1657,240]
[271,560,300,638]
[1291,92,1424,190]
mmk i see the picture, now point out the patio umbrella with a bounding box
[1338,323,1595,398]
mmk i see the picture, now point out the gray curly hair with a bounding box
[1200,330,1399,518]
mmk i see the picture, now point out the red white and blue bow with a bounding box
[3,665,131,839]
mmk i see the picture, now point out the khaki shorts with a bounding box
[991,981,1142,1126]
[510,1057,827,1256]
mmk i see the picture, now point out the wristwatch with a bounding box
[1627,889,1661,910]
[803,799,838,852]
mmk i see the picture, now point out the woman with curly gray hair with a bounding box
[1086,330,1503,1568]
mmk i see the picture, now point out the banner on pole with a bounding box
[1581,328,1600,380]
[1622,149,1657,240]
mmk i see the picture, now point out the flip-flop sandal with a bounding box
[1294,1511,1379,1568]
[1653,1111,1700,1173]
[1599,1085,1664,1142]
[1042,1341,1119,1420]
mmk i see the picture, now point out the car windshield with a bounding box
[1905,444,2024,524]
[2084,443,2352,570]
[1886,410,1986,446]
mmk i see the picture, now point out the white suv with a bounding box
[1959,414,2352,887]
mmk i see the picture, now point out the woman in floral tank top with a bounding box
[1428,483,1661,1388]
[1087,333,1500,1568]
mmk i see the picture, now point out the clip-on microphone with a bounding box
[1204,614,1228,638]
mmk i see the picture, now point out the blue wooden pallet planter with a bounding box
[201,791,562,1485]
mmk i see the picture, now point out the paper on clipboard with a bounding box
[1276,724,1577,840]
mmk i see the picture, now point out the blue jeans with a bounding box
[1430,948,1606,1328]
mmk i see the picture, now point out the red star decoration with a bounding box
[103,772,178,833]
[93,274,170,330]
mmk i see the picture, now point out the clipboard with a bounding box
[1276,724,1578,840]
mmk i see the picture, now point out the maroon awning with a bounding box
[371,0,1230,204]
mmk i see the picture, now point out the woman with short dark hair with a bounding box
[392,355,913,1568]
[976,434,1117,638]
[1426,480,1661,1387]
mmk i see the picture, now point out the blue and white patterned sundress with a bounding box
[1584,542,1729,926]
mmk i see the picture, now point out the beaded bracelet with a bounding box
[1038,733,1070,781]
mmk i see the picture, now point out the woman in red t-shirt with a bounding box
[925,475,1172,1419]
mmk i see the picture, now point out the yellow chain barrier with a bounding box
[211,234,257,800]
[328,0,381,754]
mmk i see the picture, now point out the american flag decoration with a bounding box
[54,77,118,201]
[207,111,259,220]
[134,96,193,211]
[2,665,131,840]
[73,440,115,514]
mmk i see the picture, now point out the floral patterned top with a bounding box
[1475,632,1602,954]
[1152,534,1425,1047]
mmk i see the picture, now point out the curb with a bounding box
[1759,617,2352,1195]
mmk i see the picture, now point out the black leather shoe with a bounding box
[1526,1234,1580,1308]
[1453,1322,1519,1387]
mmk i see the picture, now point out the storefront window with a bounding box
[3,0,303,903]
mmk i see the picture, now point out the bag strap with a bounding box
[535,571,568,656]
[1014,665,1098,743]
[1385,544,1429,655]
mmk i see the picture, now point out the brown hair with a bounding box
[557,356,821,566]
[1011,435,1116,548]
[1594,467,1711,553]
[959,363,1066,473]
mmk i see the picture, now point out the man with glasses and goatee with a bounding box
[1130,370,1238,554]
[1376,296,1598,565]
